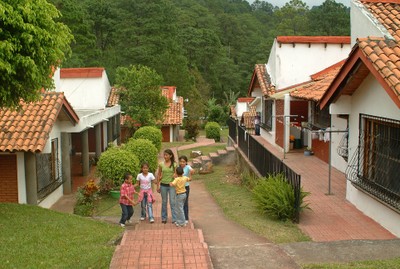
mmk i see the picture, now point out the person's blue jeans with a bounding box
[175,192,187,226]
[141,193,154,220]
[160,184,176,222]
[184,185,190,221]
[255,124,260,135]
[119,203,134,224]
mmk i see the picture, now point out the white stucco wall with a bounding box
[329,115,348,172]
[351,1,393,46]
[236,102,248,118]
[267,40,350,89]
[57,70,111,110]
[343,74,400,237]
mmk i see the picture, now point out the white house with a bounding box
[320,0,400,237]
[248,36,351,153]
[0,67,121,209]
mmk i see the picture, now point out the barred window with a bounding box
[263,99,273,131]
[311,102,330,128]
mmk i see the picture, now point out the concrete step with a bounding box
[226,146,235,152]
[217,149,227,156]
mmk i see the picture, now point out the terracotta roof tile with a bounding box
[250,64,275,96]
[290,60,345,101]
[277,36,350,44]
[0,92,78,152]
[237,97,255,103]
[163,97,183,125]
[107,87,120,107]
[60,67,104,78]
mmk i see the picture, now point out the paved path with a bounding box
[51,135,400,268]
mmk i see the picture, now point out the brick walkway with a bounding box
[110,137,215,269]
[252,135,397,242]
[109,202,213,269]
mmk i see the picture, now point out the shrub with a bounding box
[133,126,162,151]
[74,179,99,216]
[240,170,258,190]
[252,174,310,221]
[184,118,200,141]
[205,121,221,142]
[123,138,158,173]
[97,147,140,190]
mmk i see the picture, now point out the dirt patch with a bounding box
[224,164,242,185]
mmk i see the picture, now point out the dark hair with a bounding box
[140,162,149,173]
[179,155,188,163]
[164,149,175,170]
[124,173,132,180]
[176,166,183,176]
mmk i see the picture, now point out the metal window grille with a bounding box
[262,99,273,131]
[346,114,400,211]
[36,139,63,201]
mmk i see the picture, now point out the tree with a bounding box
[274,0,309,35]
[115,65,169,127]
[0,1,73,108]
[308,0,350,36]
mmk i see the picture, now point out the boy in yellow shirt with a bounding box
[170,166,190,227]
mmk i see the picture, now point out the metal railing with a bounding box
[227,117,237,144]
[233,123,302,222]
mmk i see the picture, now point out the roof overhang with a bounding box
[319,46,400,109]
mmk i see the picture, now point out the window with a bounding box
[346,114,400,211]
[262,99,273,131]
[311,102,330,128]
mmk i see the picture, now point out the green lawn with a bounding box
[0,203,122,268]
[198,165,310,244]
[178,143,227,159]
[302,258,400,269]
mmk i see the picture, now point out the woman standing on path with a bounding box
[135,162,156,223]
[179,155,194,224]
[157,149,177,224]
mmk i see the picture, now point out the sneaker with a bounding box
[120,223,125,227]
[140,217,145,221]
[162,220,167,224]
[149,218,155,223]
[185,220,188,224]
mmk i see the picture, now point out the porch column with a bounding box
[107,117,112,145]
[25,152,38,205]
[61,132,72,194]
[116,113,121,145]
[81,129,90,176]
[95,124,102,159]
[284,94,291,153]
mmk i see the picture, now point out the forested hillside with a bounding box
[51,0,349,111]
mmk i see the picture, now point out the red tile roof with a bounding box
[277,36,351,44]
[163,97,183,125]
[248,64,275,97]
[107,87,120,107]
[320,1,400,109]
[161,86,176,100]
[0,92,79,152]
[60,68,104,78]
[290,61,345,102]
[237,97,255,103]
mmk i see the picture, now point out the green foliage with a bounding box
[205,121,221,142]
[0,0,73,108]
[206,98,229,125]
[133,126,162,151]
[97,147,140,188]
[252,174,310,222]
[74,179,100,216]
[116,65,169,127]
[184,118,200,142]
[308,0,350,35]
[240,170,259,190]
[123,138,158,173]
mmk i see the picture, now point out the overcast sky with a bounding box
[247,0,350,8]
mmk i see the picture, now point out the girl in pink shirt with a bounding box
[135,162,156,223]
